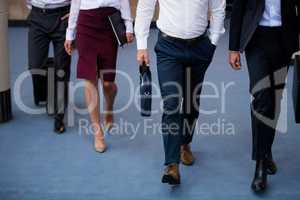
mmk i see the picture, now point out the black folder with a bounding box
[108,11,127,47]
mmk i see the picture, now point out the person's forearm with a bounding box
[124,20,133,33]
[26,0,32,9]
[66,0,81,41]
[208,0,226,45]
[134,0,157,50]
[120,0,133,33]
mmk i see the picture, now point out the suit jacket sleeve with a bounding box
[296,0,300,33]
[229,0,248,51]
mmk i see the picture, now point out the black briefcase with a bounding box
[293,54,300,123]
[140,64,152,117]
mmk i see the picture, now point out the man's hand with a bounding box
[64,40,73,55]
[229,51,242,70]
[126,33,134,43]
[137,49,150,66]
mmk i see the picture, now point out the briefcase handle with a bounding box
[139,62,150,74]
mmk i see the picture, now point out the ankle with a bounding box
[105,113,114,122]
[94,131,104,139]
[181,144,190,150]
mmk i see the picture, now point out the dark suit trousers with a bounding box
[245,26,290,160]
[28,7,71,118]
[155,32,216,165]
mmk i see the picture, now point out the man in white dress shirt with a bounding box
[135,0,225,185]
[27,0,71,133]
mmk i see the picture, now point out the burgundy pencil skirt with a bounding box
[76,7,118,82]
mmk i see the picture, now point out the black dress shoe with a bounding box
[162,164,181,185]
[54,115,65,134]
[266,154,277,175]
[251,160,268,193]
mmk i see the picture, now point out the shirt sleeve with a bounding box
[26,0,32,9]
[208,0,226,45]
[66,0,81,41]
[134,0,157,50]
[120,0,134,33]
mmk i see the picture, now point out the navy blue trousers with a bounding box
[155,31,216,165]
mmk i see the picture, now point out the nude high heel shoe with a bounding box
[94,133,107,153]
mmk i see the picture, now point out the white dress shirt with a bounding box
[259,0,282,27]
[27,0,71,9]
[66,0,133,41]
[134,0,226,50]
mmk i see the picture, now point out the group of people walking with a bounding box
[26,0,300,193]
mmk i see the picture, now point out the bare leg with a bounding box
[85,80,107,152]
[102,81,118,130]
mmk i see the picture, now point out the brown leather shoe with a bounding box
[180,144,195,166]
[161,164,181,185]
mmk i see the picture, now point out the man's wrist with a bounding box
[66,29,75,41]
[208,33,220,46]
[125,21,133,34]
[136,37,148,50]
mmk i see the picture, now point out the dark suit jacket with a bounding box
[229,0,300,57]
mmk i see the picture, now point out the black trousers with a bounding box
[28,6,71,118]
[245,26,290,160]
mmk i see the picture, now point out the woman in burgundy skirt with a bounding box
[64,0,134,153]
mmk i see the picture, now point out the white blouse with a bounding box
[66,0,133,41]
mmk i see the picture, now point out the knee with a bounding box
[163,97,181,115]
[85,80,98,93]
[103,81,117,93]
[252,89,275,117]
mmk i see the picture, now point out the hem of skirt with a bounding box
[77,75,98,82]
